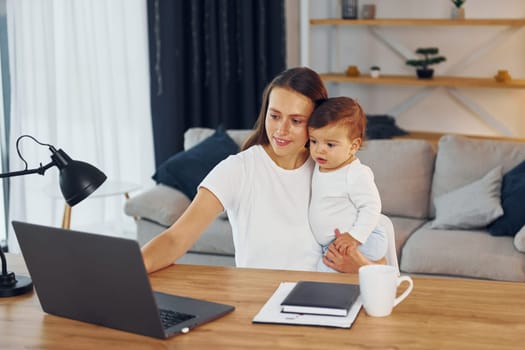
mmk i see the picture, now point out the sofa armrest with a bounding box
[124,184,191,227]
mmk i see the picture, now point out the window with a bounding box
[0,0,9,249]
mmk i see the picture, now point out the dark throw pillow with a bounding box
[366,115,408,140]
[487,159,525,236]
[152,127,239,199]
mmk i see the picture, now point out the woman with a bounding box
[142,67,387,273]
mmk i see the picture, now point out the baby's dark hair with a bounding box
[308,96,366,141]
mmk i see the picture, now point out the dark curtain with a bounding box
[147,0,286,167]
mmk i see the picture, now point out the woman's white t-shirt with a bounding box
[200,145,321,271]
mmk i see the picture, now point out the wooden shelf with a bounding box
[394,131,525,148]
[307,11,525,137]
[320,74,525,89]
[310,18,525,26]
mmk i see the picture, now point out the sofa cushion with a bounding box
[430,135,525,218]
[431,166,503,229]
[357,139,435,219]
[184,127,252,150]
[153,127,240,199]
[134,217,235,257]
[135,218,169,247]
[488,159,525,236]
[124,184,191,227]
[188,218,235,256]
[514,226,525,253]
[176,252,235,267]
[400,223,525,282]
[390,216,426,261]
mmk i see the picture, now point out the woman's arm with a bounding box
[141,187,224,273]
[323,229,386,273]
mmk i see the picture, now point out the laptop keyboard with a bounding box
[159,309,196,329]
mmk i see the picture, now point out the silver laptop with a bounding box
[12,221,235,339]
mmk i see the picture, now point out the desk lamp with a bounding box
[0,135,107,297]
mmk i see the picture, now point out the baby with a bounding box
[308,97,387,272]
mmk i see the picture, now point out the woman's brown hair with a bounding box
[241,67,328,150]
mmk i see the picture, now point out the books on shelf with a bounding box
[252,282,362,328]
[281,281,360,316]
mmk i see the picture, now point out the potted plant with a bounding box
[405,48,446,79]
[370,66,381,78]
[451,0,466,20]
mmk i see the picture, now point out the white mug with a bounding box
[358,265,413,317]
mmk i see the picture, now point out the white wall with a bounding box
[288,0,525,137]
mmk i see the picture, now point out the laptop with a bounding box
[12,221,235,339]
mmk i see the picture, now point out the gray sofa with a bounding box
[124,128,525,282]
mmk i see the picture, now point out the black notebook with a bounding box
[280,281,360,316]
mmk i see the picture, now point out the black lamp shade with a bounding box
[51,149,107,206]
[59,160,107,206]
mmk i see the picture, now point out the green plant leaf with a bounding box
[451,0,466,8]
[415,48,439,55]
[406,47,446,69]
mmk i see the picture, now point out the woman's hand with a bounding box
[323,229,383,273]
[333,232,360,256]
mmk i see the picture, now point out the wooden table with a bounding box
[2,254,525,349]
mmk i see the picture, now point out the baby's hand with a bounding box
[333,231,360,256]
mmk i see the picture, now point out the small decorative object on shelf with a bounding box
[451,0,466,20]
[346,65,360,77]
[370,66,381,78]
[405,47,446,79]
[361,4,376,19]
[342,0,358,19]
[494,69,512,83]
